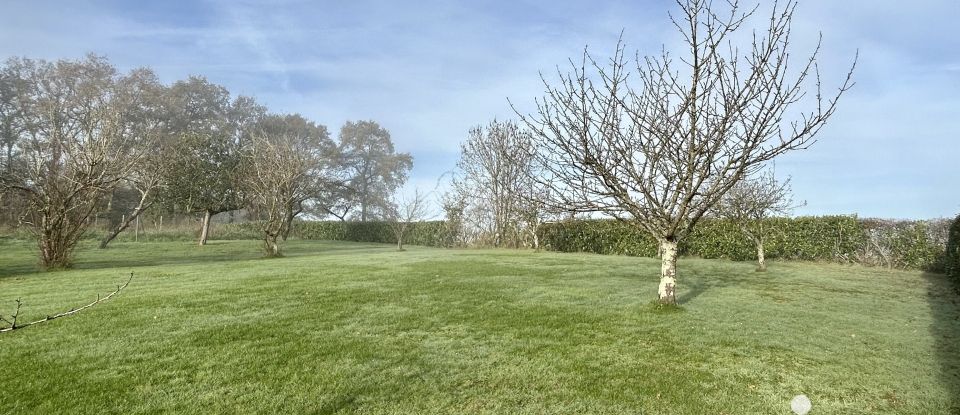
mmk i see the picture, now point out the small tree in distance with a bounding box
[450,120,539,248]
[389,189,430,251]
[516,0,856,304]
[715,168,802,271]
[242,114,335,257]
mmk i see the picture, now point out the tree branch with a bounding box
[0,272,134,333]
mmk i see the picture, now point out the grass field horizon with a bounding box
[1,239,958,414]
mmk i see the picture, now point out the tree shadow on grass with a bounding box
[677,259,758,304]
[922,272,960,412]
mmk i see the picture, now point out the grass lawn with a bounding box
[0,239,958,414]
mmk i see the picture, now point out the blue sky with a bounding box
[1,0,957,219]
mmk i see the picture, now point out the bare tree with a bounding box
[0,56,145,268]
[715,168,800,271]
[311,181,356,222]
[0,59,28,226]
[99,69,171,248]
[388,189,429,251]
[512,174,555,251]
[241,114,335,257]
[516,0,855,304]
[0,60,24,183]
[451,120,542,247]
[161,77,265,246]
[337,120,413,221]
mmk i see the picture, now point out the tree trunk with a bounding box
[281,204,301,241]
[264,232,281,257]
[658,239,679,305]
[756,238,767,272]
[198,210,212,246]
[281,214,293,241]
[101,184,155,249]
[39,230,74,270]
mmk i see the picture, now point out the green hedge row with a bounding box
[292,220,453,247]
[538,216,864,262]
[82,220,454,247]
[538,216,951,271]
[5,214,952,273]
[945,215,960,280]
[2,220,451,247]
[98,222,263,242]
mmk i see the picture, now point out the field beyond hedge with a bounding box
[0,240,958,414]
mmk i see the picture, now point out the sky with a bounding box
[0,0,957,219]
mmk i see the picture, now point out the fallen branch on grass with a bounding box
[0,272,134,333]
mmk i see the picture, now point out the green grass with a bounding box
[0,239,958,414]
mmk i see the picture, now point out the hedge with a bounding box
[90,221,453,247]
[3,214,952,273]
[945,215,960,280]
[538,216,951,271]
[292,220,453,247]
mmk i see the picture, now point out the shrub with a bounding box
[858,219,950,271]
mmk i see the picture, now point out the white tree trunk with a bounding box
[756,239,767,272]
[658,240,679,304]
[199,210,212,246]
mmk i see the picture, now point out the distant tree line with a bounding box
[0,55,413,265]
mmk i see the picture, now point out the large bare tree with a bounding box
[0,56,145,268]
[336,120,412,221]
[99,69,171,248]
[161,77,264,245]
[242,114,335,256]
[0,59,27,226]
[714,167,800,271]
[517,0,855,304]
[450,119,549,248]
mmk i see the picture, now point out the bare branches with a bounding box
[714,166,802,270]
[0,56,154,267]
[515,0,854,302]
[449,119,547,248]
[518,0,853,242]
[388,188,430,251]
[335,121,413,222]
[241,114,335,257]
[0,272,133,333]
[0,298,22,330]
[715,167,800,226]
